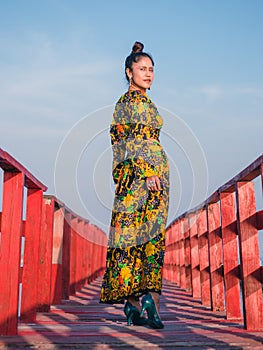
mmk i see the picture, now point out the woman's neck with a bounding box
[128,85,146,94]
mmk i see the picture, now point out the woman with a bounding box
[100,41,169,329]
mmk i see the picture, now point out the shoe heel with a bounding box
[124,301,147,326]
[127,312,133,326]
[140,305,147,318]
[124,302,133,326]
[141,293,164,329]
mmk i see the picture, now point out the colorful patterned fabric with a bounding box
[100,90,169,304]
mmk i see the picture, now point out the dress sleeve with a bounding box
[110,99,131,184]
[110,123,130,184]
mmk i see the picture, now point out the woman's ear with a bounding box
[126,67,132,80]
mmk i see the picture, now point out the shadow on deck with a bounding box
[1,279,263,349]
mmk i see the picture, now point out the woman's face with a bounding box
[127,56,154,92]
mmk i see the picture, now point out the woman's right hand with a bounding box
[146,175,161,191]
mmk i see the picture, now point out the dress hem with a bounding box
[99,288,162,305]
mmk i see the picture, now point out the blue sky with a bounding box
[1,0,263,233]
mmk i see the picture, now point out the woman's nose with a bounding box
[146,69,152,76]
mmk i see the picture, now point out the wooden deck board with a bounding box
[1,278,263,349]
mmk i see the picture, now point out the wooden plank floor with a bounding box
[1,278,263,349]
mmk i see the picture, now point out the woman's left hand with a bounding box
[146,175,161,191]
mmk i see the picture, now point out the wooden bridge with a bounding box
[0,147,263,349]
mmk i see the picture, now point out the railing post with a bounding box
[80,221,85,286]
[236,181,263,330]
[98,236,101,277]
[90,225,95,281]
[174,221,180,285]
[83,221,89,285]
[74,221,81,291]
[21,188,43,322]
[75,220,82,291]
[169,225,176,283]
[172,225,177,284]
[197,208,211,307]
[69,216,77,295]
[51,206,64,304]
[220,191,242,320]
[62,210,71,299]
[87,223,92,283]
[167,227,172,281]
[207,201,224,311]
[93,227,98,279]
[96,227,101,278]
[37,197,55,311]
[179,219,186,289]
[79,221,85,288]
[168,227,174,282]
[189,213,201,299]
[184,217,192,292]
[0,172,24,335]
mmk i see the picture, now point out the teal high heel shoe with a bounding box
[140,293,164,329]
[124,302,148,326]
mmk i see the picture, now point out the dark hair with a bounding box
[125,41,154,82]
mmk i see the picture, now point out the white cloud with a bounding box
[199,85,223,99]
[0,56,120,133]
[193,84,263,99]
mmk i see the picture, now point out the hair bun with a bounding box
[131,41,144,54]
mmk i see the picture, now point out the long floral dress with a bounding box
[100,90,169,304]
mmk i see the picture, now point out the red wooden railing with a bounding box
[164,154,263,331]
[0,148,107,335]
[2,146,263,334]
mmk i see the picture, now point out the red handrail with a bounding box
[164,154,263,330]
[38,195,107,310]
[0,148,107,335]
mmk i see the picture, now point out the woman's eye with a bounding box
[139,67,153,72]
